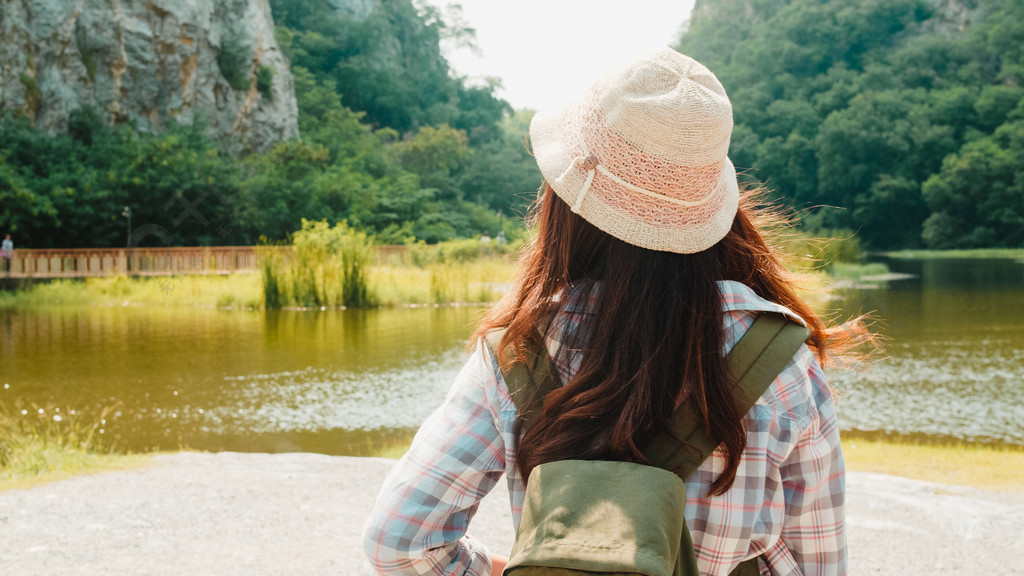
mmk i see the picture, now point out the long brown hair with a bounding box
[474,184,861,496]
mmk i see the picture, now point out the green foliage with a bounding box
[409,235,523,267]
[678,0,1024,249]
[921,118,1024,248]
[256,65,276,100]
[272,0,461,132]
[394,124,470,198]
[0,111,246,248]
[0,153,58,236]
[458,110,541,214]
[218,26,252,91]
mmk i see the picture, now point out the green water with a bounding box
[830,256,1024,445]
[1,256,1022,453]
[0,305,483,454]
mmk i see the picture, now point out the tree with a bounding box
[922,120,1024,248]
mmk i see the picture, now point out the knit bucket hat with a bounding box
[530,47,739,254]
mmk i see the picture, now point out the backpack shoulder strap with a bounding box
[644,312,810,476]
[658,312,808,576]
[485,329,561,431]
[726,312,811,411]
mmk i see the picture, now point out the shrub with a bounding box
[256,65,275,100]
[217,27,251,91]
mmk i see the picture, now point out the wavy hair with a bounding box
[474,184,867,495]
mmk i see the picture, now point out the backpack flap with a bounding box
[505,459,689,576]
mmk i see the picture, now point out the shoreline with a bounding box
[4,435,1023,494]
[1,451,1021,576]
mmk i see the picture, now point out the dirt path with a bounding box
[1,452,1022,575]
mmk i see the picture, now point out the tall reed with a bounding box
[259,219,375,309]
[340,227,372,308]
[257,239,286,309]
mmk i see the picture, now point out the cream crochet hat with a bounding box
[530,47,739,254]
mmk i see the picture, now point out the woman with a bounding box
[365,47,860,576]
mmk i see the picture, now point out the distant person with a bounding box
[496,230,506,245]
[1,233,12,274]
[365,48,868,575]
[480,231,492,244]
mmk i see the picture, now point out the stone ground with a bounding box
[1,452,1022,575]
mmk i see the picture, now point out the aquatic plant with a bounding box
[258,241,285,309]
[340,227,373,308]
[257,219,376,309]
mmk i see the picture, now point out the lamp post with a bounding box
[121,206,132,274]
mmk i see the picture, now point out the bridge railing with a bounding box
[3,246,261,278]
[1,245,416,278]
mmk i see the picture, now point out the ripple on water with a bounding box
[195,346,469,436]
[831,342,1024,445]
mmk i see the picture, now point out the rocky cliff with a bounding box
[0,0,299,153]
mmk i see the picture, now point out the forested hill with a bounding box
[679,0,1024,249]
[0,0,540,248]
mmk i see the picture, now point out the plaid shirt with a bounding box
[364,280,846,576]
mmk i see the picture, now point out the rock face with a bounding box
[0,0,299,153]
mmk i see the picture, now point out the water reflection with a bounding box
[0,305,482,453]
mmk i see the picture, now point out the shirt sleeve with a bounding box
[761,355,847,576]
[363,340,507,576]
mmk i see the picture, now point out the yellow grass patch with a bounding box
[0,452,155,492]
[843,437,1024,491]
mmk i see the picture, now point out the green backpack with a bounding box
[486,312,809,576]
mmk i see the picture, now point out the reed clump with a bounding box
[258,230,522,308]
[259,219,375,309]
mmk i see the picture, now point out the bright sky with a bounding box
[429,0,698,112]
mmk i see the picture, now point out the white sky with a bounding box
[429,0,698,112]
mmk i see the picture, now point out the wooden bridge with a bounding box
[1,245,415,279]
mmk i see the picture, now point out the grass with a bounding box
[843,436,1024,491]
[0,273,263,310]
[0,258,517,311]
[370,259,515,306]
[883,248,1024,259]
[829,261,891,279]
[0,401,155,493]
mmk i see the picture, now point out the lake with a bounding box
[1,256,1022,453]
[829,256,1024,445]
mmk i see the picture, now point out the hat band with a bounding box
[554,154,721,214]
